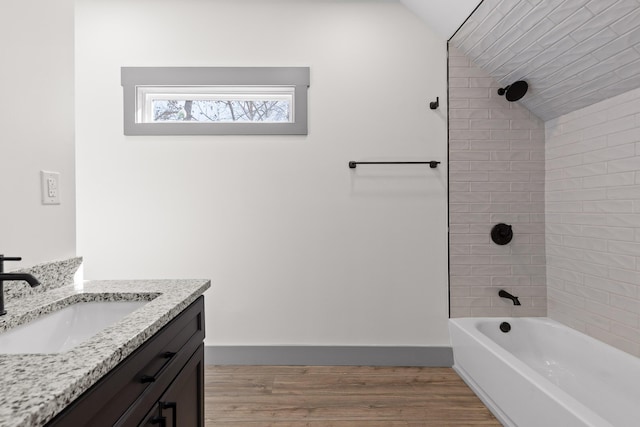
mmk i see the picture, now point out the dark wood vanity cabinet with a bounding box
[139,345,204,427]
[47,296,205,427]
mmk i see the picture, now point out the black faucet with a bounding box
[0,255,40,316]
[498,289,521,306]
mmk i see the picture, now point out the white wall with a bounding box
[400,0,479,41]
[0,0,76,269]
[76,0,449,347]
[546,87,640,357]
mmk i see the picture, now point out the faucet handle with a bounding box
[0,255,22,273]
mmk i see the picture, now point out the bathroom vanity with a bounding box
[0,279,210,427]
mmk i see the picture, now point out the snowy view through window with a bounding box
[123,67,308,134]
[152,99,291,123]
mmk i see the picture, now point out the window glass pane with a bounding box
[137,85,295,124]
[151,99,291,123]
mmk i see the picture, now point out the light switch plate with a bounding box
[41,171,61,205]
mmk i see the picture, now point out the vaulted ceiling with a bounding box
[449,0,640,121]
[399,0,479,40]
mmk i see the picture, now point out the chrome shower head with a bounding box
[497,80,528,102]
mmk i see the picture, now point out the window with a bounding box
[121,67,310,135]
[141,86,294,124]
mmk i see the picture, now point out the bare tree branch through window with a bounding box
[153,99,290,123]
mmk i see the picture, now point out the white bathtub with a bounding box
[449,317,640,427]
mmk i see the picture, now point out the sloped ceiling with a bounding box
[399,0,479,40]
[450,0,640,121]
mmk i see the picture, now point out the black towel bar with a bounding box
[348,161,440,169]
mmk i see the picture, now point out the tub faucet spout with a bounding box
[499,289,521,306]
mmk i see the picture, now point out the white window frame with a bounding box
[121,67,310,135]
[138,86,296,124]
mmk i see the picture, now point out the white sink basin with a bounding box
[0,301,148,354]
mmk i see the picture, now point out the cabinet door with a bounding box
[138,403,164,427]
[47,297,205,427]
[139,344,204,427]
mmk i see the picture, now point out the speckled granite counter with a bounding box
[0,279,210,427]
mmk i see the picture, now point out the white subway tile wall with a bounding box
[546,86,640,357]
[449,0,640,121]
[449,47,546,318]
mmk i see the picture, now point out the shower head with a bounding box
[497,80,528,102]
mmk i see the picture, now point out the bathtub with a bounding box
[449,317,640,427]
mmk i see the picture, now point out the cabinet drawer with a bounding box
[139,344,204,427]
[47,296,204,427]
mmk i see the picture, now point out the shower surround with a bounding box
[448,46,546,318]
[546,86,640,357]
[448,48,640,357]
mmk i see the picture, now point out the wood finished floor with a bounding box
[205,366,501,426]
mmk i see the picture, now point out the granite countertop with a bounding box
[0,279,210,427]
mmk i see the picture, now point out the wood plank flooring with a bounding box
[205,366,501,426]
